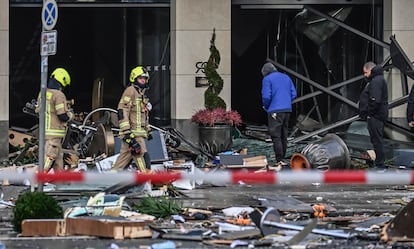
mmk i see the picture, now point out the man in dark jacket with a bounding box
[359,62,388,169]
[407,85,414,128]
[261,62,297,165]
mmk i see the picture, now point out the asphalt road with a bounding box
[0,181,413,248]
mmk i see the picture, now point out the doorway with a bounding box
[10,3,171,129]
[231,3,383,131]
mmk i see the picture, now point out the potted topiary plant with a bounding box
[191,29,242,155]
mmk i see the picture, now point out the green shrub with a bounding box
[13,191,63,233]
[135,196,182,219]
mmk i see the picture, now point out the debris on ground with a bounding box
[2,112,414,248]
[381,198,414,242]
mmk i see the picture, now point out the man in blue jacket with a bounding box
[261,62,297,165]
[359,61,388,169]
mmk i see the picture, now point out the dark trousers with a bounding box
[268,112,290,162]
[367,117,385,168]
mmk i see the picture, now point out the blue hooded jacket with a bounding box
[261,63,297,113]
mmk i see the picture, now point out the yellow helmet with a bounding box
[129,66,149,83]
[51,68,71,87]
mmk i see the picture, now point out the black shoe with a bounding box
[276,160,288,166]
[125,164,138,172]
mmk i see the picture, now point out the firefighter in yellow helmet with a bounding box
[36,68,74,172]
[113,66,152,172]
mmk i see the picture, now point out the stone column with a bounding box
[0,1,9,160]
[170,0,231,141]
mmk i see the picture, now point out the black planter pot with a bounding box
[198,125,233,156]
[290,133,350,170]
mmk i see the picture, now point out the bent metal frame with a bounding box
[269,5,414,144]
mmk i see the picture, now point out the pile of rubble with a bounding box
[4,112,414,248]
[0,180,412,248]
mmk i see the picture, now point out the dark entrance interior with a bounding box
[231,3,383,130]
[10,3,170,129]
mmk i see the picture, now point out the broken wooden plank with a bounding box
[66,216,152,239]
[21,219,66,237]
[243,155,267,164]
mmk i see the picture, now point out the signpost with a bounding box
[42,0,58,31]
[39,0,58,191]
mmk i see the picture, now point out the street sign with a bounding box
[40,30,57,56]
[42,0,58,31]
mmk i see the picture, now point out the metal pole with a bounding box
[293,56,391,104]
[291,30,323,124]
[293,75,364,104]
[304,5,390,49]
[38,0,48,192]
[38,60,47,192]
[268,59,359,109]
[290,115,360,143]
[290,94,412,144]
[263,220,355,239]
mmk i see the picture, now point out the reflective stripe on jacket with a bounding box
[118,86,149,137]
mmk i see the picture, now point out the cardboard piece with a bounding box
[243,156,267,166]
[223,155,268,168]
[21,219,66,237]
[21,215,154,238]
[66,216,152,239]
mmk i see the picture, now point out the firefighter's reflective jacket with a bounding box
[117,86,149,138]
[37,89,73,139]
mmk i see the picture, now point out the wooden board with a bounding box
[21,219,66,237]
[66,216,152,239]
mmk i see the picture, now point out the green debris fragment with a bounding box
[135,196,182,219]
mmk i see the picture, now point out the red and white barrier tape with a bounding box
[0,170,413,185]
